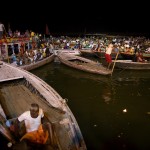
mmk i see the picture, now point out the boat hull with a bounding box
[0,61,87,150]
[57,53,112,75]
[20,54,55,71]
[80,49,122,59]
[53,49,81,56]
[113,60,150,70]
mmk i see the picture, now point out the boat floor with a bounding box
[65,58,112,74]
[0,79,62,122]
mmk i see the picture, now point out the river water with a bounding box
[31,59,150,150]
[1,59,150,150]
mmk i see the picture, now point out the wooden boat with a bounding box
[80,49,122,59]
[0,38,55,71]
[0,37,31,61]
[112,60,150,70]
[120,52,150,61]
[0,61,87,150]
[53,49,81,56]
[57,52,112,75]
[79,49,96,57]
[19,54,55,71]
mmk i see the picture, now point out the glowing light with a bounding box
[123,109,127,113]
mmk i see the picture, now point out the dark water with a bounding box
[31,60,150,150]
[1,60,150,150]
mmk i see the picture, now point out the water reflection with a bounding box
[102,86,112,104]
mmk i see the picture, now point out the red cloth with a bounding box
[105,53,112,63]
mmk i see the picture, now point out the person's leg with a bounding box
[107,54,112,69]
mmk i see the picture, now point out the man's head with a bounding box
[30,103,39,118]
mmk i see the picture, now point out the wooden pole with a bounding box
[111,52,119,76]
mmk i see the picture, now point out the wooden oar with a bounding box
[111,51,119,76]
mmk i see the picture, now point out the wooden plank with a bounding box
[0,76,23,83]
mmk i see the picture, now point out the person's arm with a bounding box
[8,118,20,138]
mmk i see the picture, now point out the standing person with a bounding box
[105,43,114,69]
[0,22,6,39]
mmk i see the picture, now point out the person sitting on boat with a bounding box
[36,49,43,61]
[136,51,145,62]
[6,103,50,145]
[105,43,114,69]
[23,50,30,65]
[45,46,51,57]
[91,44,97,51]
[92,42,101,52]
[10,53,18,66]
[28,49,36,63]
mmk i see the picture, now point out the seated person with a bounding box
[36,49,43,61]
[136,51,145,62]
[28,49,35,63]
[6,103,49,144]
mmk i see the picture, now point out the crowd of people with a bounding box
[1,22,150,67]
[1,22,150,149]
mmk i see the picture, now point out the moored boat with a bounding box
[0,61,87,150]
[19,54,55,71]
[80,49,122,59]
[0,37,56,71]
[57,52,112,75]
[112,60,150,70]
[53,49,81,56]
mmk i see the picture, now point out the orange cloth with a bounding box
[20,124,49,144]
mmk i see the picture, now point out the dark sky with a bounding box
[1,1,150,36]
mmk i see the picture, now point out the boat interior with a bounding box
[0,78,83,149]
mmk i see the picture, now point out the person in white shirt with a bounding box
[6,103,45,138]
[105,43,114,69]
[6,103,55,149]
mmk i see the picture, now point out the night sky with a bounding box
[1,1,150,37]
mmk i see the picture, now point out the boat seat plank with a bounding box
[0,65,24,82]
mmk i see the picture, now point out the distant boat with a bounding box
[57,52,112,75]
[80,49,122,59]
[112,60,150,70]
[53,49,81,56]
[20,54,55,71]
[0,61,87,150]
[0,38,56,71]
[120,52,150,61]
[0,37,31,60]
